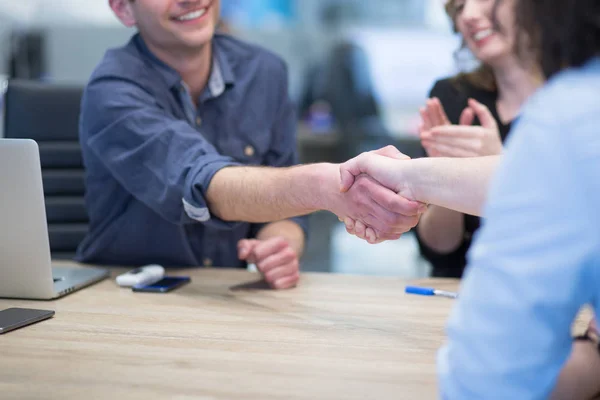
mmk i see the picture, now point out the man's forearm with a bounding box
[256,220,305,257]
[405,156,500,217]
[206,163,338,223]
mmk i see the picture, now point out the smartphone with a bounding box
[132,276,191,293]
[0,308,55,334]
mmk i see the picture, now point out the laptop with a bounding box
[0,139,108,299]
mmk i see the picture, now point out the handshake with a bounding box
[330,145,428,244]
[327,98,502,244]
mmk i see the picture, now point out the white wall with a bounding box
[0,13,10,137]
[45,26,132,84]
[43,25,329,99]
[0,14,12,76]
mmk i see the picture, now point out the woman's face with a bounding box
[453,0,517,67]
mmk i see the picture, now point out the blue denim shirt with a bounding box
[75,33,308,267]
[438,57,600,399]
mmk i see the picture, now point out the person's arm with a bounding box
[550,339,600,400]
[83,78,421,238]
[82,77,241,227]
[255,220,304,258]
[236,69,306,289]
[437,109,600,398]
[245,60,308,253]
[206,162,415,240]
[550,318,600,400]
[238,220,305,290]
[417,96,502,256]
[206,164,324,221]
[416,84,470,261]
[416,206,466,253]
[208,156,424,240]
[340,153,500,217]
[400,156,499,216]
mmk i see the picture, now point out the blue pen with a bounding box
[405,286,458,299]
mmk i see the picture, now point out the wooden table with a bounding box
[0,265,592,400]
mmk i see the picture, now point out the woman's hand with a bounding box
[420,98,503,157]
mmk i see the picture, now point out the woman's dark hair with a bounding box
[502,0,600,78]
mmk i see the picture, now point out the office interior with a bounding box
[0,0,461,278]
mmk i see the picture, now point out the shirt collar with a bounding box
[204,52,225,99]
[212,37,235,87]
[133,33,235,97]
[133,33,180,89]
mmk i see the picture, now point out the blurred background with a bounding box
[0,0,466,278]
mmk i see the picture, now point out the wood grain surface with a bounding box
[0,263,592,400]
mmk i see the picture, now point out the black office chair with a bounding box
[319,41,423,160]
[4,79,88,260]
[318,41,393,161]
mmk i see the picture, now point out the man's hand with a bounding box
[337,146,427,243]
[238,237,299,290]
[420,98,503,157]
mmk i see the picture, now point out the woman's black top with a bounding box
[416,77,513,278]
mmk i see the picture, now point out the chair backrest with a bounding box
[4,79,87,260]
[321,41,395,160]
[324,41,381,124]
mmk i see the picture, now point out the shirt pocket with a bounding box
[222,135,269,166]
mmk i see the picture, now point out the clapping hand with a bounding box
[420,97,503,157]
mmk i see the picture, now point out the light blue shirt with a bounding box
[438,57,600,399]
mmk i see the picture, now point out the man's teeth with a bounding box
[177,9,206,21]
[473,29,493,41]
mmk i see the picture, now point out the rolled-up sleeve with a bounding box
[438,111,600,398]
[83,77,241,228]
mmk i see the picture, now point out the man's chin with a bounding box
[178,30,215,49]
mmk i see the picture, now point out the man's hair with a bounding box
[501,0,600,78]
[444,0,497,92]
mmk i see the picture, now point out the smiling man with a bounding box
[75,0,424,288]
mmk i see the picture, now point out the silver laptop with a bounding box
[0,139,108,299]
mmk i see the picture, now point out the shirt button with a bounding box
[203,258,213,267]
[196,116,202,126]
[244,145,255,157]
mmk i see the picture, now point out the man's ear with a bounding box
[109,0,137,27]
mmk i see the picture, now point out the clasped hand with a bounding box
[334,146,426,244]
[333,96,503,243]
